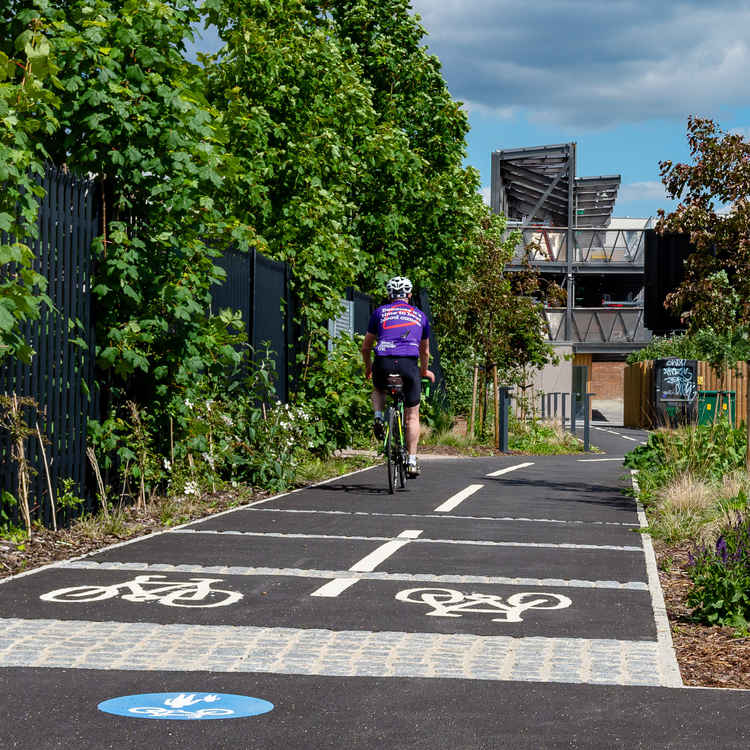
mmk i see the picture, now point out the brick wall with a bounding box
[591,361,626,400]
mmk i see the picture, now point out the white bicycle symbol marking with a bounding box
[395,588,572,622]
[40,574,243,608]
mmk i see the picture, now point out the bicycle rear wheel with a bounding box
[386,407,398,494]
[396,411,407,489]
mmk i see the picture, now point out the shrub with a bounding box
[509,417,583,455]
[301,334,372,455]
[687,515,750,630]
[624,418,747,502]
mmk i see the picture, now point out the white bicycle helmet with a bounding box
[386,275,413,299]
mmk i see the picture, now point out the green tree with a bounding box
[203,0,484,371]
[329,0,484,293]
[658,117,750,335]
[203,0,380,349]
[35,0,254,431]
[0,2,56,363]
[437,212,555,424]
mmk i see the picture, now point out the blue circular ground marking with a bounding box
[98,692,274,720]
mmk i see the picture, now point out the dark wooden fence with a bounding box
[0,166,99,524]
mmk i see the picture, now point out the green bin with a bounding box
[697,390,736,425]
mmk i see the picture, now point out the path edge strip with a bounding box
[631,469,683,687]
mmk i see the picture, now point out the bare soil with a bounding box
[0,489,261,581]
[655,540,750,689]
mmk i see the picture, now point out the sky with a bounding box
[188,0,750,219]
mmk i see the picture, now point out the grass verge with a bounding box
[421,415,594,456]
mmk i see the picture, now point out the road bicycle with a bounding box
[382,373,408,493]
[380,375,434,493]
[39,574,243,608]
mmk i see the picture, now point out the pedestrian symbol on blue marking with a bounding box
[98,692,274,720]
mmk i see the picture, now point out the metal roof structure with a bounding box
[490,143,620,228]
[574,175,621,227]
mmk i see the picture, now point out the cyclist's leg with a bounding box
[371,357,390,439]
[371,389,385,413]
[404,404,420,455]
[398,358,422,475]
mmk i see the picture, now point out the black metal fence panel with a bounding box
[0,166,99,523]
[348,289,374,335]
[254,253,289,402]
[212,248,293,402]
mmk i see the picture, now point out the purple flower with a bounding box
[716,536,729,564]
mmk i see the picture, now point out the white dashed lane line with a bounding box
[593,426,645,443]
[170,529,642,552]
[486,462,535,477]
[433,484,484,513]
[310,529,423,597]
[243,507,640,527]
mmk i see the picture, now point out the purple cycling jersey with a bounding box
[367,300,430,358]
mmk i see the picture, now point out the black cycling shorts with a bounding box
[373,356,421,408]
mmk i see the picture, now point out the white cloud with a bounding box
[617,181,669,203]
[480,185,491,206]
[411,0,750,129]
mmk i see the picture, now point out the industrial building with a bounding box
[491,143,652,423]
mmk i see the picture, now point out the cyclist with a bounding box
[361,276,435,478]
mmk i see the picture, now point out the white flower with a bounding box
[221,414,233,427]
[163,458,172,471]
[185,399,193,408]
[184,480,200,496]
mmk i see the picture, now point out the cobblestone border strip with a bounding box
[0,617,667,686]
[59,559,650,590]
[0,463,381,588]
[631,469,683,687]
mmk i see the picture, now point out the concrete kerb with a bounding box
[630,469,682,688]
[0,462,381,588]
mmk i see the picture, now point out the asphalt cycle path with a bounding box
[2,432,750,748]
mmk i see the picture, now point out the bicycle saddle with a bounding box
[386,374,403,393]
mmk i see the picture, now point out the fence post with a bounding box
[553,392,558,420]
[493,366,500,448]
[561,392,567,431]
[498,387,510,453]
[583,393,591,452]
[570,393,577,435]
[468,365,478,438]
[541,391,546,420]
